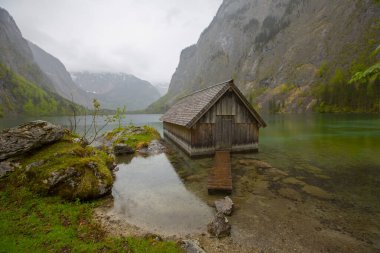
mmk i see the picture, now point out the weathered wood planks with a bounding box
[208,150,232,194]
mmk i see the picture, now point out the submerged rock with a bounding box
[215,196,234,216]
[207,212,231,238]
[302,184,333,200]
[113,144,135,155]
[282,177,306,186]
[278,187,303,202]
[0,120,65,161]
[181,239,206,253]
[251,160,273,169]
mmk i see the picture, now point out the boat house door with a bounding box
[216,115,233,150]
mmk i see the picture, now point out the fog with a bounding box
[0,0,222,84]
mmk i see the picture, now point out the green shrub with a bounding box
[318,61,329,78]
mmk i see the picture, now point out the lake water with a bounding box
[1,113,380,251]
[112,154,213,236]
[257,114,380,210]
[0,114,163,136]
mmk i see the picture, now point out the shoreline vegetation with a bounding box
[0,122,183,253]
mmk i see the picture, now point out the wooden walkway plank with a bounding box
[208,150,232,194]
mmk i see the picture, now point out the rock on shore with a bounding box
[0,120,114,200]
[0,120,65,161]
[215,196,234,216]
[207,212,231,238]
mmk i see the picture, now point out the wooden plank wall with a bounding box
[163,122,191,145]
[191,123,215,148]
[233,123,258,145]
[199,91,258,124]
[196,91,259,147]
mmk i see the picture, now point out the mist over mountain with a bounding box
[148,0,380,113]
[153,83,169,96]
[28,41,92,107]
[0,7,84,117]
[0,6,163,116]
[0,7,56,92]
[71,72,161,111]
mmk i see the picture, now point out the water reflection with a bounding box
[112,153,213,236]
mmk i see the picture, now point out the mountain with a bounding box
[71,72,161,111]
[0,7,56,92]
[0,63,84,117]
[0,7,83,117]
[153,83,169,96]
[28,41,92,107]
[148,0,380,113]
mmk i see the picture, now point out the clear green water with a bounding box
[257,114,380,211]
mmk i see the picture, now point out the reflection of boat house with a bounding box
[161,80,266,157]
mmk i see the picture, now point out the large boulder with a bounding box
[0,121,65,161]
[23,148,114,200]
[207,212,231,238]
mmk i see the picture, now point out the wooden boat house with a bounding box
[161,80,266,157]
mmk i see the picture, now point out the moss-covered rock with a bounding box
[15,133,114,200]
[99,125,161,155]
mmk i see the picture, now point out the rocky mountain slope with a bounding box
[148,0,380,113]
[28,41,92,107]
[0,7,56,92]
[0,7,84,116]
[71,72,161,111]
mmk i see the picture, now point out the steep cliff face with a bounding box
[0,7,56,92]
[0,7,83,116]
[28,41,92,107]
[148,0,380,113]
[71,72,161,111]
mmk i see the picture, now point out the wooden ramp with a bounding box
[208,150,232,194]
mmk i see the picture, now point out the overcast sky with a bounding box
[0,0,222,84]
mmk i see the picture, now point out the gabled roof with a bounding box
[161,80,267,128]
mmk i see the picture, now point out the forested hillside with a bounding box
[0,64,82,116]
